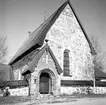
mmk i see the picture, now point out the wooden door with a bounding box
[39,73,50,94]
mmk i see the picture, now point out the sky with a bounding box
[0,0,106,64]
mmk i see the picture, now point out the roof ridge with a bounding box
[30,10,58,36]
[9,1,68,65]
[30,0,68,36]
[30,1,68,47]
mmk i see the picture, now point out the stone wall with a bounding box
[61,86,106,95]
[46,4,94,80]
[9,87,29,96]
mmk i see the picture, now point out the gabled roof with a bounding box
[22,43,62,75]
[9,0,96,65]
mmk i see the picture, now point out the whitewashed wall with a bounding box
[9,87,28,96]
[61,86,106,95]
[90,87,106,94]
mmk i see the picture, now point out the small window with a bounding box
[63,49,70,76]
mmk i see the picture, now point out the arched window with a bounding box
[63,49,70,76]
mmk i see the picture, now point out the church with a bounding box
[9,0,97,96]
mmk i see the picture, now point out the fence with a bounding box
[0,80,29,89]
[61,80,106,87]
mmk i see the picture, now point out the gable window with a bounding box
[63,49,70,76]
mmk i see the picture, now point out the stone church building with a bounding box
[9,0,96,96]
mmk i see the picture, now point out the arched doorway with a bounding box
[39,72,52,94]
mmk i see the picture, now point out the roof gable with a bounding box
[9,0,96,65]
[22,43,62,75]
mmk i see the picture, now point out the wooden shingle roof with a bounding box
[9,0,96,65]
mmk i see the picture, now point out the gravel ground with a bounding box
[0,94,106,105]
[40,98,106,105]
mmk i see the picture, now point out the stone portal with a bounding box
[38,69,56,95]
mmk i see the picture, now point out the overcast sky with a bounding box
[0,0,106,64]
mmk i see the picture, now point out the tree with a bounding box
[91,36,106,72]
[0,36,7,63]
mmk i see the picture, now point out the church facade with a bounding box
[9,0,96,96]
